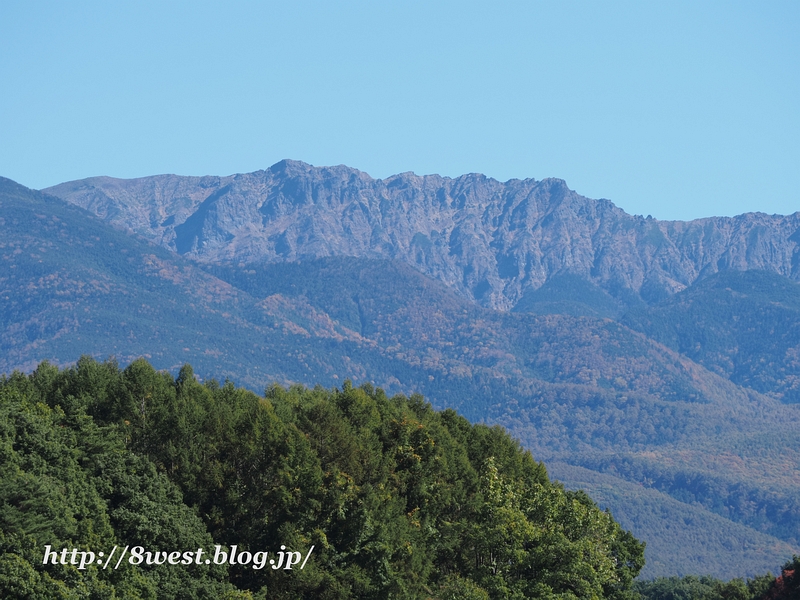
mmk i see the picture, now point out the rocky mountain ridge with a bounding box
[45,160,800,311]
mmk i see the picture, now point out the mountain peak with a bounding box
[268,159,375,182]
[268,158,314,174]
[40,163,800,310]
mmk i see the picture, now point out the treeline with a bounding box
[635,558,800,600]
[1,357,644,599]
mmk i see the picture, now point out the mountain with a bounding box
[622,270,800,402]
[45,160,800,312]
[3,169,800,578]
[0,176,411,388]
[548,463,800,580]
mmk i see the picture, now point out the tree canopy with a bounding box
[1,357,645,599]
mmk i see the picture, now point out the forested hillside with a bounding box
[0,358,645,599]
[622,270,800,402]
[3,175,800,577]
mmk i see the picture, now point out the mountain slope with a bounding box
[549,463,799,579]
[622,270,800,402]
[44,160,800,311]
[0,176,400,387]
[203,258,763,412]
[4,174,800,577]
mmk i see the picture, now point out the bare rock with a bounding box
[44,160,800,310]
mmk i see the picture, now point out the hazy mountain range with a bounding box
[46,159,800,311]
[3,161,800,578]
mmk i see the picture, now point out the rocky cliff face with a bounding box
[44,159,800,310]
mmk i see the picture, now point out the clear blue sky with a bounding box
[1,1,798,220]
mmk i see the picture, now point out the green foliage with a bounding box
[635,573,777,600]
[0,360,236,598]
[436,573,491,600]
[1,358,646,599]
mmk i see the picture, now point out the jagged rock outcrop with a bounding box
[44,159,800,310]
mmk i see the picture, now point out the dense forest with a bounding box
[1,357,649,599]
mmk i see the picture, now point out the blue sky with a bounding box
[1,1,798,220]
